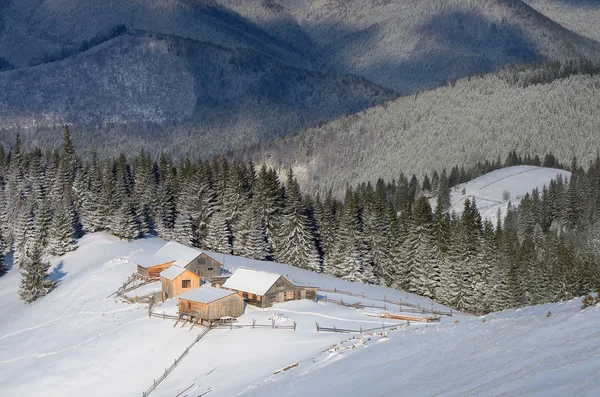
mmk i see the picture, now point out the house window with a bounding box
[182,280,191,288]
[286,291,294,300]
[207,267,213,271]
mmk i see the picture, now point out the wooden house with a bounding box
[222,268,318,308]
[160,266,201,300]
[178,286,244,323]
[136,242,222,280]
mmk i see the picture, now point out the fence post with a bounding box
[360,326,362,334]
[315,322,319,333]
[294,321,297,331]
[272,318,275,329]
[252,319,255,329]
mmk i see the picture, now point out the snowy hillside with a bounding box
[445,166,571,224]
[2,233,598,396]
[0,233,452,397]
[251,296,600,397]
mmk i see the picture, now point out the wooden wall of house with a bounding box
[294,286,317,302]
[186,254,221,278]
[179,294,244,321]
[162,270,200,299]
[262,276,296,308]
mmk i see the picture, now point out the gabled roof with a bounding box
[178,286,237,304]
[160,266,187,280]
[222,268,282,296]
[153,242,202,268]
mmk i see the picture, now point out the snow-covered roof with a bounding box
[160,266,187,280]
[222,268,282,296]
[178,286,237,304]
[153,242,202,268]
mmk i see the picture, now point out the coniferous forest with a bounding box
[2,129,599,312]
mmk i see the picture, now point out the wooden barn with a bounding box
[160,266,201,301]
[222,268,318,308]
[178,286,244,323]
[137,260,175,280]
[135,242,222,280]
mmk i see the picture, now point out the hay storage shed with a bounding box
[137,260,175,280]
[178,286,244,323]
[160,266,201,300]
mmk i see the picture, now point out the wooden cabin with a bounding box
[137,260,175,280]
[160,266,201,301]
[178,286,244,323]
[136,242,222,280]
[222,268,318,308]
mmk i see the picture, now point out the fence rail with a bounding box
[315,321,403,334]
[318,288,453,317]
[148,313,297,331]
[319,296,388,310]
[142,326,211,397]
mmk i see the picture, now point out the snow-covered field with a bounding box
[1,231,598,396]
[0,233,450,397]
[445,166,571,224]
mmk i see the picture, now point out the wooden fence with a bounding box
[319,296,388,310]
[142,326,211,397]
[315,321,403,334]
[210,318,296,331]
[319,288,453,317]
[149,312,297,331]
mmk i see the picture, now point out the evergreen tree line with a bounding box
[1,130,598,312]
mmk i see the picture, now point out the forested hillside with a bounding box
[0,32,392,158]
[219,0,600,92]
[245,62,600,196]
[1,0,600,159]
[524,0,600,42]
[4,132,599,314]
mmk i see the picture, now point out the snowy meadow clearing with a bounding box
[0,233,598,396]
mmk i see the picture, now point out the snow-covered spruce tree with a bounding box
[409,196,440,300]
[328,189,373,283]
[48,202,76,256]
[204,210,233,254]
[111,199,140,241]
[276,169,321,272]
[19,238,56,303]
[363,181,389,283]
[13,201,35,269]
[174,209,197,246]
[0,227,6,275]
[253,164,284,259]
[4,133,24,245]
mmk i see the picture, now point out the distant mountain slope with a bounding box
[244,67,600,196]
[524,0,600,42]
[219,0,600,92]
[0,0,309,69]
[0,32,393,158]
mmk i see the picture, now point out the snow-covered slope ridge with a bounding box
[251,297,600,397]
[447,166,571,224]
[0,233,451,397]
